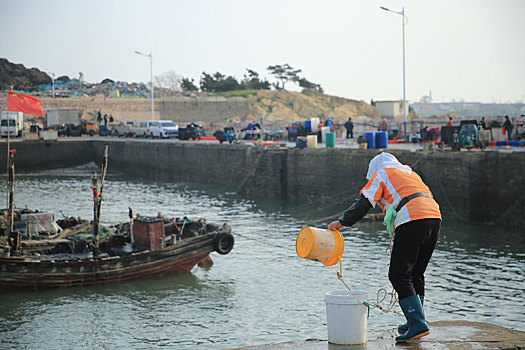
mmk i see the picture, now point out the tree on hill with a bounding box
[267,64,301,89]
[241,69,270,90]
[200,72,241,92]
[180,77,199,91]
[298,77,323,93]
[155,71,181,91]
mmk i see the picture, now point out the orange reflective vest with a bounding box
[361,167,441,228]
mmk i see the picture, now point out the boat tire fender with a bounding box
[215,232,234,255]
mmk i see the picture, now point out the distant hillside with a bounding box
[0,58,51,90]
[254,90,380,121]
[0,58,380,122]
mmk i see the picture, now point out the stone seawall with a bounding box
[3,140,524,228]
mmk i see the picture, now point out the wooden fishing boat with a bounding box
[0,145,234,291]
[0,216,234,291]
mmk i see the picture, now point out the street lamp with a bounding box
[380,6,408,139]
[134,50,154,121]
[50,72,55,98]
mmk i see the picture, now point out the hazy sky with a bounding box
[2,0,524,103]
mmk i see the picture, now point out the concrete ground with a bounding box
[230,321,525,350]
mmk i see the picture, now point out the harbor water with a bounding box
[0,170,523,349]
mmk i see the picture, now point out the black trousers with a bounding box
[388,218,441,300]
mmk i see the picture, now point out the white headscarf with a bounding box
[366,152,412,180]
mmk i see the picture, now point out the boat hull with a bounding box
[0,232,223,291]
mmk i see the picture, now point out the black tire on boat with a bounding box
[214,232,234,255]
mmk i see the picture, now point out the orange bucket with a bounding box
[296,227,344,266]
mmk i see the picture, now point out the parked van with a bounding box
[131,120,151,138]
[150,120,179,138]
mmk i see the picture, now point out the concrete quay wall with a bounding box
[4,140,524,228]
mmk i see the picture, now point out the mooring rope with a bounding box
[334,256,403,316]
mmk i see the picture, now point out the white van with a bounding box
[150,120,179,138]
[131,120,151,138]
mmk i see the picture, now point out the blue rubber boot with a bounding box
[395,295,430,342]
[398,295,424,334]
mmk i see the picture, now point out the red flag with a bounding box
[7,91,44,116]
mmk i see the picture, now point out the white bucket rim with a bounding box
[324,290,369,304]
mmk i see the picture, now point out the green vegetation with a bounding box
[179,64,323,94]
[214,90,258,98]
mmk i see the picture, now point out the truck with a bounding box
[1,111,24,138]
[46,109,80,128]
[113,120,136,137]
[46,109,82,137]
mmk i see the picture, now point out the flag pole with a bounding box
[5,90,9,212]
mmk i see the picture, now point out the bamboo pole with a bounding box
[92,145,108,255]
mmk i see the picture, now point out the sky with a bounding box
[1,0,524,104]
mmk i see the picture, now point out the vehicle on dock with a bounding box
[441,120,489,151]
[150,120,179,138]
[178,123,203,140]
[1,111,24,138]
[56,123,82,137]
[83,122,99,136]
[131,120,152,138]
[113,120,135,137]
[214,127,237,143]
[46,109,81,134]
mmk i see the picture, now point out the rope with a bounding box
[334,249,403,316]
[233,231,290,250]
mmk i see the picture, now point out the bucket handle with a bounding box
[363,302,370,319]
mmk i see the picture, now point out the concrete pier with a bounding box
[2,138,524,227]
[231,321,525,349]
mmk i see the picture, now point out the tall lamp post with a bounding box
[380,6,408,139]
[50,73,55,98]
[134,50,154,121]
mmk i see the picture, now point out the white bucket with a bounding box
[324,291,369,345]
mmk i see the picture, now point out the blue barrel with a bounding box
[305,120,312,133]
[365,132,375,149]
[375,131,388,149]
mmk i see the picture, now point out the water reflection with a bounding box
[0,172,523,349]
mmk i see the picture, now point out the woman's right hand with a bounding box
[328,221,343,231]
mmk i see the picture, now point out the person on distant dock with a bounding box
[503,115,513,140]
[446,117,453,126]
[344,117,354,139]
[325,117,333,131]
[328,152,441,343]
[480,117,487,130]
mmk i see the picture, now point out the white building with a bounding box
[374,100,408,119]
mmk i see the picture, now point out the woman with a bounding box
[328,152,441,342]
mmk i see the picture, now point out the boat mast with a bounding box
[5,90,8,213]
[7,149,18,253]
[92,145,108,255]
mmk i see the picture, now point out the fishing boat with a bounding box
[0,215,234,291]
[0,146,234,291]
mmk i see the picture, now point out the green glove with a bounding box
[383,206,397,236]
